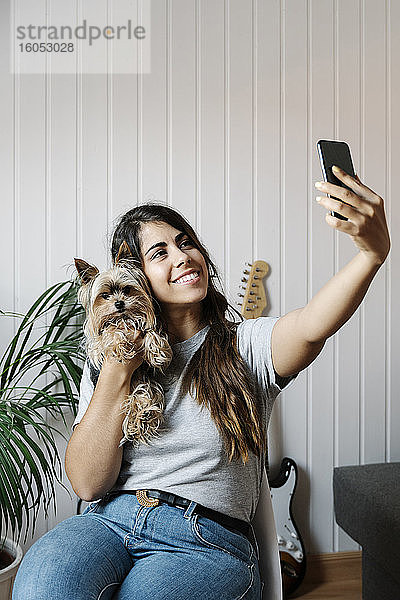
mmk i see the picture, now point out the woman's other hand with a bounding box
[102,330,145,380]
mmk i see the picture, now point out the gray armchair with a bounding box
[333,462,400,599]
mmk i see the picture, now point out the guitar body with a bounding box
[268,458,306,597]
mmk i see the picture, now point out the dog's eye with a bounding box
[122,286,131,295]
[101,293,110,300]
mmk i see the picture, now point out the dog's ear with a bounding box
[115,241,133,265]
[74,258,99,285]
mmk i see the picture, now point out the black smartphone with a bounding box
[316,140,356,221]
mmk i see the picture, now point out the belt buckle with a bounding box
[136,490,160,507]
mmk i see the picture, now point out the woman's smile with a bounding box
[171,270,201,285]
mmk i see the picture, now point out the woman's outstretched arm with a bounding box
[271,166,391,378]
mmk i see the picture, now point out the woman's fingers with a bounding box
[315,178,377,219]
[315,166,391,264]
[315,195,358,221]
[329,165,381,205]
[323,213,360,234]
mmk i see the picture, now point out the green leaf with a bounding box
[0,282,68,388]
[0,279,86,544]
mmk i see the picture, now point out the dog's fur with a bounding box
[74,241,172,447]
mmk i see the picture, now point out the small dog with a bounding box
[74,241,173,447]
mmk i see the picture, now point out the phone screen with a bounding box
[316,140,356,221]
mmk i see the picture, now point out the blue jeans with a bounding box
[12,493,262,599]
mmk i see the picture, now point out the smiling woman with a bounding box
[13,189,390,599]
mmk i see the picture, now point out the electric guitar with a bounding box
[269,458,306,597]
[237,261,306,597]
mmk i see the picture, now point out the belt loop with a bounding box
[183,500,198,520]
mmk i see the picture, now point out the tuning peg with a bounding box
[240,285,247,290]
[249,291,255,295]
[255,267,261,272]
[253,275,259,279]
[245,307,252,312]
[244,262,252,267]
[241,277,248,283]
[237,293,244,297]
[256,296,261,300]
[236,302,242,306]
[243,269,250,275]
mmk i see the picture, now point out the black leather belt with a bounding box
[104,489,251,538]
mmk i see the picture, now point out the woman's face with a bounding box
[139,221,209,310]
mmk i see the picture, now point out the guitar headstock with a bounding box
[237,260,269,319]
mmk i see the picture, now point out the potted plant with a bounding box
[0,280,85,598]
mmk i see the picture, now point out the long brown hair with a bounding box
[111,203,266,465]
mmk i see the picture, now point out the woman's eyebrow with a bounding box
[144,232,186,256]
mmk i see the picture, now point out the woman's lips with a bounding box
[172,271,201,285]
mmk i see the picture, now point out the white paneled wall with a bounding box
[0,0,399,556]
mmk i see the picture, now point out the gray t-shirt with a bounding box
[73,316,297,522]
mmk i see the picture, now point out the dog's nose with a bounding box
[115,301,125,310]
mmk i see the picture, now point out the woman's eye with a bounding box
[151,239,192,260]
[101,293,110,300]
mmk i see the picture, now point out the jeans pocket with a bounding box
[190,513,254,567]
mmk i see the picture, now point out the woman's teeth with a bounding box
[173,271,200,284]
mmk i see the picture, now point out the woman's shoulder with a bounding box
[233,316,279,371]
[235,315,280,345]
[235,316,298,393]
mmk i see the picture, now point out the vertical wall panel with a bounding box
[46,3,81,531]
[79,1,109,268]
[18,46,46,312]
[109,65,138,240]
[335,0,362,553]
[0,0,15,336]
[255,0,284,476]
[0,0,16,542]
[309,0,336,555]
[226,0,253,303]
[362,0,387,463]
[141,0,168,209]
[198,0,225,273]
[16,0,49,548]
[110,0,138,231]
[389,0,400,463]
[170,0,197,225]
[255,0,283,316]
[281,0,312,550]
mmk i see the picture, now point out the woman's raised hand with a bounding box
[315,166,391,267]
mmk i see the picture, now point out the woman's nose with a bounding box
[173,249,190,267]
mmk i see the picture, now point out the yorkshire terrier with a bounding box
[74,241,173,447]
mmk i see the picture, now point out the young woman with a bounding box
[12,166,390,600]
